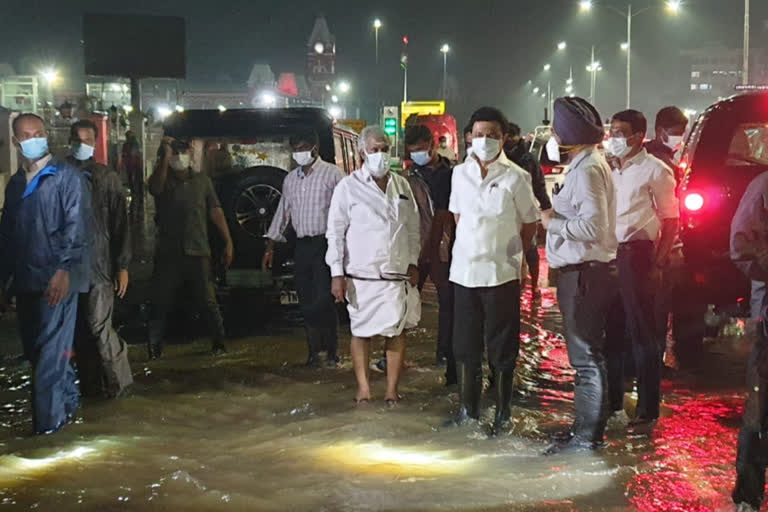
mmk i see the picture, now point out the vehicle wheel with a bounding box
[218,167,294,269]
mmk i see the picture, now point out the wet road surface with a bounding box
[0,247,756,511]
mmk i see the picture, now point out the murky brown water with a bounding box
[0,259,755,511]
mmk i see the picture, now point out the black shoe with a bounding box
[305,355,322,368]
[375,358,387,374]
[544,437,602,456]
[211,341,227,354]
[435,354,448,367]
[444,362,482,427]
[326,355,340,368]
[488,370,514,438]
[147,344,162,360]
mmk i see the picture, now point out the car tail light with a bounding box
[684,192,704,211]
[542,165,563,175]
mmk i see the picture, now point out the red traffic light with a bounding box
[402,36,409,45]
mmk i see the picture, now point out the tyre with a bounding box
[217,166,295,271]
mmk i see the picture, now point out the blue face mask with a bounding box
[411,150,431,166]
[72,142,95,161]
[20,137,49,160]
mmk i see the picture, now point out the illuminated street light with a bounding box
[40,68,58,84]
[621,42,629,51]
[541,93,547,98]
[579,0,593,11]
[533,87,540,94]
[666,0,682,13]
[440,44,451,100]
[122,105,133,113]
[566,77,573,85]
[174,105,184,113]
[565,85,574,93]
[557,41,567,51]
[440,43,450,54]
[374,18,382,29]
[329,106,342,119]
[543,63,551,71]
[325,84,332,92]
[217,105,227,112]
[338,81,351,93]
[156,106,172,119]
[331,95,339,103]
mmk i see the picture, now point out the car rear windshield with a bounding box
[726,123,768,167]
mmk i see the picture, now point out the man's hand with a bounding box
[222,240,234,269]
[45,269,70,306]
[115,269,129,299]
[161,137,174,160]
[262,248,274,272]
[331,276,347,303]
[407,265,419,287]
[541,208,555,230]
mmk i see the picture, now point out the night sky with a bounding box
[2,0,767,128]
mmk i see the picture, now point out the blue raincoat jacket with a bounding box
[0,157,91,294]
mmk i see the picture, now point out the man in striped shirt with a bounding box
[263,129,346,367]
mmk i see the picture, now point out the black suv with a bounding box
[673,93,768,355]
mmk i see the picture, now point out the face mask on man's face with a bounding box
[293,150,315,167]
[606,136,632,158]
[364,151,391,178]
[546,136,561,163]
[664,131,684,150]
[410,150,431,166]
[72,142,95,161]
[170,154,190,171]
[471,136,501,162]
[19,137,49,160]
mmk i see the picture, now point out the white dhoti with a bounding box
[345,278,421,338]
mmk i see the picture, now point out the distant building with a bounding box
[306,16,336,102]
[685,45,768,108]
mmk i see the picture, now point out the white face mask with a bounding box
[664,135,684,151]
[471,136,501,162]
[170,154,190,171]
[606,137,632,158]
[545,136,561,163]
[364,151,391,178]
[293,151,315,167]
[410,150,431,166]
[72,142,95,161]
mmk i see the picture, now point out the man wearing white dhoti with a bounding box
[326,126,421,407]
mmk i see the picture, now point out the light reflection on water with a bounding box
[0,255,753,510]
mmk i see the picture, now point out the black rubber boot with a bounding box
[489,370,514,437]
[305,328,322,367]
[147,343,163,360]
[444,362,481,427]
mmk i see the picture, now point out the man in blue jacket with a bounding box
[0,113,91,435]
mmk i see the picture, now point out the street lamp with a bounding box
[743,0,750,85]
[579,1,681,108]
[440,44,451,100]
[533,87,540,94]
[543,63,551,71]
[621,42,629,51]
[331,95,339,103]
[373,18,382,64]
[557,41,568,51]
[338,81,351,93]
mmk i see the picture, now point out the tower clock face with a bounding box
[314,42,324,54]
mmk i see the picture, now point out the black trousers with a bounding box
[453,280,520,374]
[148,255,225,347]
[75,283,134,398]
[294,236,338,357]
[606,241,662,419]
[418,262,454,358]
[557,263,618,443]
[734,283,768,509]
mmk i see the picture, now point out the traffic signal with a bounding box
[383,117,397,136]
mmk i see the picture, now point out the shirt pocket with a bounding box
[350,201,384,227]
[484,186,507,216]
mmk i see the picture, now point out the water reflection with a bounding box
[0,250,754,510]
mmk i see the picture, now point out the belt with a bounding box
[557,260,615,274]
[297,234,326,241]
[346,273,409,282]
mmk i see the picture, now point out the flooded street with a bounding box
[0,243,754,511]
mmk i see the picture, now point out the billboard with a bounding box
[83,14,186,78]
[400,101,445,127]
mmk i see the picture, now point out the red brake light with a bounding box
[684,193,704,211]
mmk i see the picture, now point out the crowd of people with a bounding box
[2,94,768,508]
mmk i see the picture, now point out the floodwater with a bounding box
[0,251,755,511]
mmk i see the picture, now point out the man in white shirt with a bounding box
[541,97,618,454]
[326,126,421,406]
[264,129,346,367]
[604,110,679,426]
[446,107,540,436]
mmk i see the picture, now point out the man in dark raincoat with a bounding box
[0,113,91,434]
[68,119,133,399]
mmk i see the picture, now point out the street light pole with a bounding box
[590,45,596,104]
[626,4,632,108]
[743,0,750,85]
[440,44,450,100]
[373,19,382,122]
